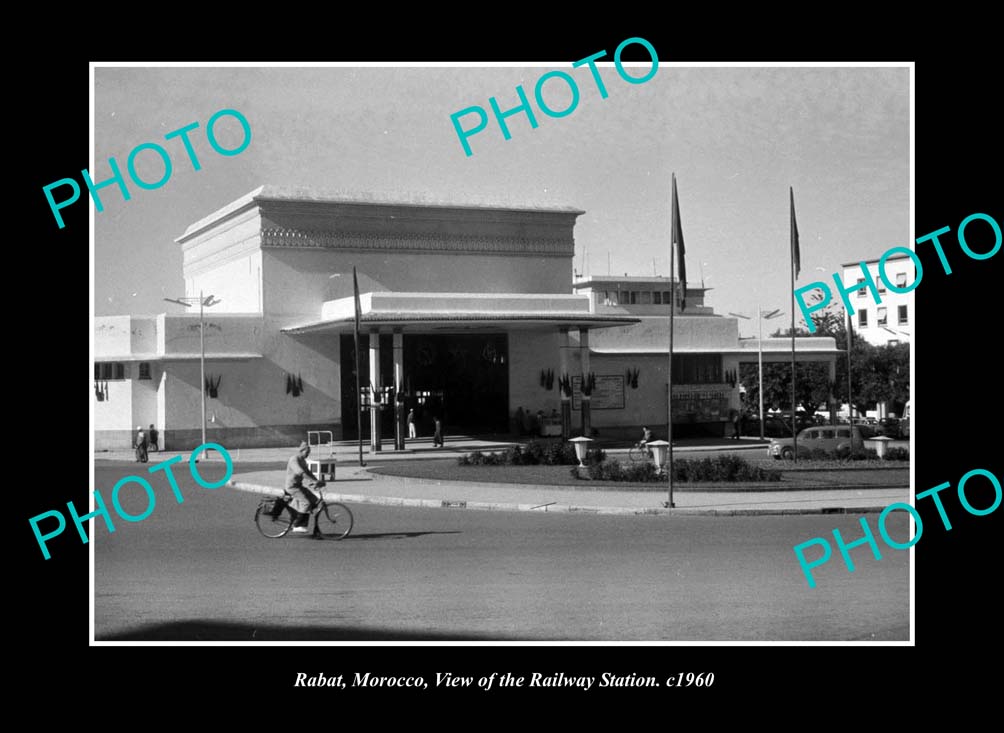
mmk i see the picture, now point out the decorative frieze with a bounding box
[260,227,572,257]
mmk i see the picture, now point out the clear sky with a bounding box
[93,64,910,336]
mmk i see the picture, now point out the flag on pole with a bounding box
[672,175,687,310]
[790,186,801,279]
[353,266,363,331]
[352,266,366,465]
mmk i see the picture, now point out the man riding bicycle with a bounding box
[638,426,653,456]
[285,441,325,533]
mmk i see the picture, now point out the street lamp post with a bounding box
[164,291,221,451]
[729,306,782,440]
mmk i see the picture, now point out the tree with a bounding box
[740,361,831,416]
[768,304,910,416]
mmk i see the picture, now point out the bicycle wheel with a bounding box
[628,446,642,462]
[315,502,354,539]
[255,501,294,538]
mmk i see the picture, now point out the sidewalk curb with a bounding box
[228,480,886,517]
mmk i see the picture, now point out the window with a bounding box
[804,430,819,440]
[820,429,835,439]
[671,354,722,384]
[639,291,652,305]
[653,291,662,304]
[663,291,672,304]
[837,429,850,438]
[138,362,151,380]
[630,291,638,304]
[858,309,868,327]
[94,362,125,380]
[856,278,867,298]
[896,272,908,288]
[877,307,887,326]
[898,305,908,325]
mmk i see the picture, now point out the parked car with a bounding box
[854,422,879,439]
[745,416,795,438]
[878,417,902,438]
[768,425,863,459]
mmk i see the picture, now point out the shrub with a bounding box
[574,454,780,483]
[460,440,605,467]
[883,446,910,461]
[669,455,779,482]
[583,458,661,482]
[796,447,832,461]
[835,445,879,461]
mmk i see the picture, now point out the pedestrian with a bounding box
[148,423,159,452]
[134,425,148,463]
[732,409,742,441]
[407,408,417,439]
[535,409,544,437]
[433,416,444,447]
[515,406,526,436]
[520,407,531,435]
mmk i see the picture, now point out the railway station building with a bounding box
[94,186,841,450]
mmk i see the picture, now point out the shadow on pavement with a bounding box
[344,530,462,541]
[98,620,517,641]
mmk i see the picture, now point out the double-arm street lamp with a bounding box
[729,305,783,440]
[163,291,221,450]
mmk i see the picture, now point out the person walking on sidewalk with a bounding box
[433,416,444,448]
[407,409,417,439]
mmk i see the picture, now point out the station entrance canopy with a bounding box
[280,291,640,334]
[282,291,639,439]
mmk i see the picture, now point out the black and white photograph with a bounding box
[20,31,999,708]
[80,59,923,643]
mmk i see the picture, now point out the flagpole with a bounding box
[789,187,798,463]
[666,173,676,509]
[353,267,365,467]
[846,307,854,434]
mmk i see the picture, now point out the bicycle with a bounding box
[254,485,354,539]
[628,441,653,462]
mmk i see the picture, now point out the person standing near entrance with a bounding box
[134,426,148,463]
[408,408,417,439]
[433,416,444,447]
[148,424,159,452]
[731,409,742,441]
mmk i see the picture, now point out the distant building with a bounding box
[841,253,913,346]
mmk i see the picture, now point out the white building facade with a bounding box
[95,187,842,449]
[841,252,914,346]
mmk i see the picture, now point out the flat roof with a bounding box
[841,251,913,267]
[283,313,640,336]
[179,185,586,242]
[574,276,708,290]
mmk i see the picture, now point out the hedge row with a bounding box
[792,446,908,461]
[573,455,782,483]
[458,439,606,467]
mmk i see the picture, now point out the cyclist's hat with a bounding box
[298,441,310,451]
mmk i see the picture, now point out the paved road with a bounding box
[94,461,909,641]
